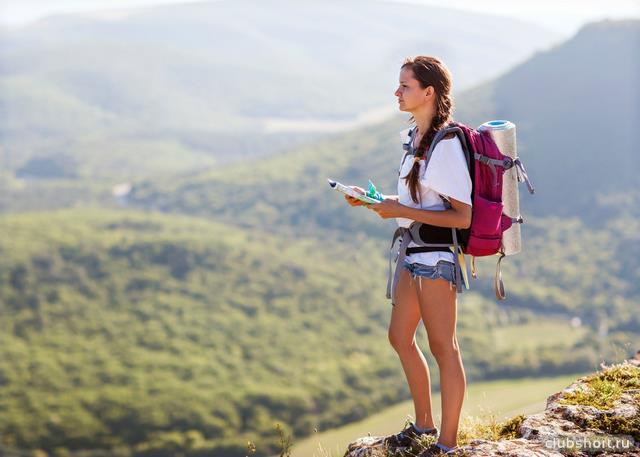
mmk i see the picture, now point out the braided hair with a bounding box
[401,56,454,204]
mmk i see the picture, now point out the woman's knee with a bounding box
[388,328,417,353]
[428,337,460,360]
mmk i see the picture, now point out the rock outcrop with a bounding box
[344,361,640,456]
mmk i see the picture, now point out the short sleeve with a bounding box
[422,137,472,206]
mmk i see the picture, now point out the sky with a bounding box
[0,0,638,35]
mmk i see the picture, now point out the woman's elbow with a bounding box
[457,212,472,229]
[458,220,471,230]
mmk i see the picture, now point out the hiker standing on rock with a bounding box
[345,56,470,456]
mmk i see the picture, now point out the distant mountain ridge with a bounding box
[455,19,640,222]
[127,20,640,230]
[0,0,560,178]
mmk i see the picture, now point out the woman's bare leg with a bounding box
[388,269,436,429]
[417,277,466,448]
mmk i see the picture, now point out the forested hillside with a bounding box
[1,209,606,457]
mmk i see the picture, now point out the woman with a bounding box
[345,56,471,456]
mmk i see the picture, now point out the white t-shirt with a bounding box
[396,127,472,266]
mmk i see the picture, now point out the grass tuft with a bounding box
[586,414,640,441]
[450,413,525,446]
[559,363,639,410]
[560,378,623,410]
[558,363,640,441]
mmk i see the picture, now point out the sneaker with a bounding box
[383,421,438,453]
[416,443,458,456]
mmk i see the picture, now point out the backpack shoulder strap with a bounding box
[423,124,471,171]
[398,126,418,174]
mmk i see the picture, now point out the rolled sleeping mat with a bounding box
[478,120,521,256]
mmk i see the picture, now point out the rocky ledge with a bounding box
[344,360,640,456]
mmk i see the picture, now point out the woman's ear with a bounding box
[424,86,435,99]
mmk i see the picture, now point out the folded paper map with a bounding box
[327,178,384,204]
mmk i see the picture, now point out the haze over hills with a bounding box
[126,20,640,233]
[0,0,560,182]
[3,0,639,35]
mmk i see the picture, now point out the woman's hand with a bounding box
[368,198,405,219]
[344,186,366,207]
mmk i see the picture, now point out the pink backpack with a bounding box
[386,121,534,303]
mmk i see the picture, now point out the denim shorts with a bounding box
[403,259,459,288]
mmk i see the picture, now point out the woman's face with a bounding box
[394,67,433,113]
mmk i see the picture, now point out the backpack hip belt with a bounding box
[386,223,466,305]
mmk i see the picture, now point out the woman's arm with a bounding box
[369,197,472,229]
[400,197,471,229]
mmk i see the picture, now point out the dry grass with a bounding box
[307,412,529,457]
[560,362,639,410]
[558,362,640,441]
